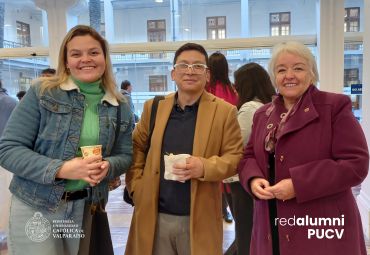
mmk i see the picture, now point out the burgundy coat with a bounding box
[238,85,369,255]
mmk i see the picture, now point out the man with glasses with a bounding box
[125,43,243,255]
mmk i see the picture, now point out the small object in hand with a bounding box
[164,153,191,182]
[81,145,102,158]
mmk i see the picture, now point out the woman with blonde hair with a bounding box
[0,25,133,255]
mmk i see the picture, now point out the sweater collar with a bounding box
[60,77,118,106]
[71,76,102,95]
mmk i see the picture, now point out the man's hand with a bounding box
[172,156,204,181]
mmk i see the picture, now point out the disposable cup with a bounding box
[80,145,102,159]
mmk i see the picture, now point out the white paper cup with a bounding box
[80,145,102,159]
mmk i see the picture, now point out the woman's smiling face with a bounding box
[274,52,312,109]
[66,35,106,83]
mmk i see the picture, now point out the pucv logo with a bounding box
[25,212,51,242]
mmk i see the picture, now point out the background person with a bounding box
[40,68,56,77]
[0,25,133,255]
[16,90,26,101]
[0,80,17,247]
[238,41,369,255]
[227,62,275,255]
[0,81,17,136]
[125,43,243,255]
[206,52,238,226]
[121,80,139,124]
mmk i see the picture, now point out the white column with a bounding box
[34,0,80,68]
[170,0,180,41]
[316,0,344,93]
[240,0,249,38]
[41,11,48,46]
[104,0,115,43]
[357,0,370,240]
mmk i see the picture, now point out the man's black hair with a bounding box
[173,43,208,65]
[41,68,56,75]
[16,90,26,100]
[121,80,131,90]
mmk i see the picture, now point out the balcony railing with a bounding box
[2,40,30,48]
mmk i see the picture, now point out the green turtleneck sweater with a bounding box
[65,77,105,191]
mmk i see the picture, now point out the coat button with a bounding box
[267,234,271,240]
[280,155,284,162]
[267,124,273,129]
[304,107,310,112]
[286,234,290,242]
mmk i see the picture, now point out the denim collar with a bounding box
[60,78,118,106]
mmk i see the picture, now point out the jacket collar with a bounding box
[193,92,217,156]
[153,91,217,158]
[60,77,118,106]
[264,85,319,139]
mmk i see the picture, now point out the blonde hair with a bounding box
[268,41,319,87]
[39,25,122,101]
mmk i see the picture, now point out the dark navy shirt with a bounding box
[158,94,199,215]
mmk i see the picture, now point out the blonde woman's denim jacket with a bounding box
[0,79,133,212]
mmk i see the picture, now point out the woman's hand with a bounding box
[88,160,110,185]
[250,177,275,200]
[56,155,105,186]
[265,178,296,201]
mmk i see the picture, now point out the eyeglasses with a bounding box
[173,63,208,74]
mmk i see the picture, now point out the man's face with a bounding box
[171,50,210,95]
[127,85,132,93]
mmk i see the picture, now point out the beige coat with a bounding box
[125,92,243,255]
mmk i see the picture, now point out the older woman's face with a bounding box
[274,52,312,108]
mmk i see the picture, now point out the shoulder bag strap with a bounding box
[145,95,165,157]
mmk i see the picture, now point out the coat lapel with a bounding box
[150,94,174,174]
[192,92,217,157]
[280,86,319,137]
[263,86,320,146]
